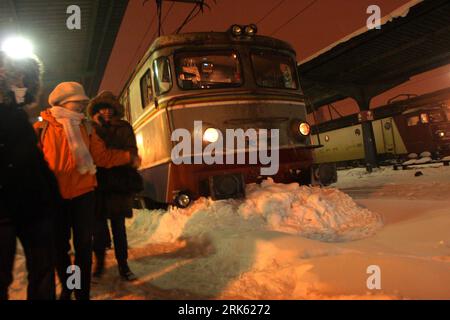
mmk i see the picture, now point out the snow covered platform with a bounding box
[9,166,450,300]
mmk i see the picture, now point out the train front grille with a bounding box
[208,173,246,200]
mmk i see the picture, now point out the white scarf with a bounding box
[50,106,96,175]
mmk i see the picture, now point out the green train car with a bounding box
[311,88,450,166]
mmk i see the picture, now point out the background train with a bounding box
[311,88,450,166]
[119,25,335,208]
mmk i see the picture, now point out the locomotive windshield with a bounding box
[429,110,445,123]
[175,51,242,89]
[251,50,298,89]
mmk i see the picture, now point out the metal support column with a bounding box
[356,96,378,172]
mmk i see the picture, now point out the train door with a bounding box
[381,118,395,154]
[404,111,429,154]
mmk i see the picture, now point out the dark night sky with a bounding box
[100,0,450,120]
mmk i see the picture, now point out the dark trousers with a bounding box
[55,192,95,300]
[93,216,128,265]
[0,218,55,300]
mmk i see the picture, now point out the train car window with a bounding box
[407,115,420,126]
[140,69,153,109]
[429,111,444,123]
[251,50,298,89]
[174,51,242,89]
[153,57,172,95]
[445,107,450,121]
[420,113,429,123]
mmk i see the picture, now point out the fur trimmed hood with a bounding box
[87,91,124,118]
[0,51,42,105]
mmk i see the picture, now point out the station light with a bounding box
[203,128,220,143]
[1,36,34,59]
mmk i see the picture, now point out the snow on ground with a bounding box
[9,165,450,300]
[336,164,450,200]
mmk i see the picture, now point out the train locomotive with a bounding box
[119,25,336,208]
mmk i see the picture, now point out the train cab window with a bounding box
[153,57,172,95]
[251,50,298,89]
[429,111,444,123]
[174,51,242,89]
[122,88,131,121]
[445,107,450,121]
[407,115,420,126]
[140,69,153,109]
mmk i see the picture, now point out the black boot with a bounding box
[93,251,105,279]
[118,261,137,281]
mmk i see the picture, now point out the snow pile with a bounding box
[402,156,432,165]
[129,179,383,244]
[238,179,383,241]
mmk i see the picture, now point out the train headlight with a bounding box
[230,25,243,36]
[203,128,220,143]
[244,24,257,36]
[299,122,311,136]
[175,192,191,208]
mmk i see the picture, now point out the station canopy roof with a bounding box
[298,0,450,111]
[0,0,128,107]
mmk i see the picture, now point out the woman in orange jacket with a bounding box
[34,82,139,300]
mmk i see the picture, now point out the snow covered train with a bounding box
[119,25,335,208]
[311,88,450,166]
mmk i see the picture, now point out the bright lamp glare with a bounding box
[203,128,220,143]
[1,37,34,59]
[299,122,311,136]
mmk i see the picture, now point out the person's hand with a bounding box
[130,154,142,169]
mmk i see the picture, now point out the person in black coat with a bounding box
[88,91,143,281]
[0,51,60,300]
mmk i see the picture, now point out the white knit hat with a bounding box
[48,82,89,106]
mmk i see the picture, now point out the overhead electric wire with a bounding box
[153,1,175,39]
[119,1,175,91]
[173,0,216,34]
[255,0,287,25]
[174,4,201,34]
[270,0,319,35]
